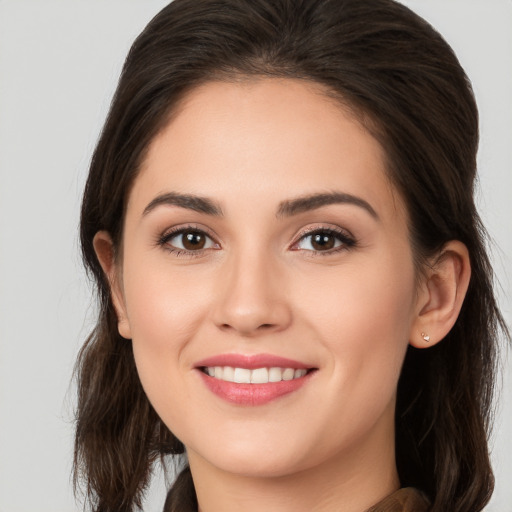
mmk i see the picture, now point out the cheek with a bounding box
[122,262,219,436]
[301,250,414,336]
[295,249,416,409]
[121,254,215,385]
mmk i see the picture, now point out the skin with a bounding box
[95,78,470,512]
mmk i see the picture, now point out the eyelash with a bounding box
[292,226,356,257]
[157,224,218,258]
[157,224,356,259]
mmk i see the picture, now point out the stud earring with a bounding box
[421,332,430,342]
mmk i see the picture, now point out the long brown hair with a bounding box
[74,1,509,511]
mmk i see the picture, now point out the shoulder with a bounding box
[365,487,430,512]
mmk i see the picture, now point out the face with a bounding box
[108,79,422,479]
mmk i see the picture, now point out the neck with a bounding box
[187,416,400,512]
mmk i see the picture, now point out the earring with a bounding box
[421,332,431,343]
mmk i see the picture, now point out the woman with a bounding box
[73,0,508,511]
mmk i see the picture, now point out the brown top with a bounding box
[164,484,430,512]
[366,487,430,512]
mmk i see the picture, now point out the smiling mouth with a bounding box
[200,366,311,384]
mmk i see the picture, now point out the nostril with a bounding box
[218,322,279,336]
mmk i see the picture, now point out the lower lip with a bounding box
[198,370,313,406]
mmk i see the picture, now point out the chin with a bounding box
[187,435,313,478]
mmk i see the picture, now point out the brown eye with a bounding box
[295,228,355,253]
[311,233,335,250]
[182,231,207,250]
[162,228,218,253]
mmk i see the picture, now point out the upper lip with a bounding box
[194,353,313,370]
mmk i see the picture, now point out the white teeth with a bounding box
[268,367,282,382]
[223,366,235,382]
[282,368,295,381]
[204,366,309,383]
[251,367,269,384]
[234,368,251,383]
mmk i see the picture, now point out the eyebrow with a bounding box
[276,191,378,220]
[142,190,378,220]
[143,192,224,217]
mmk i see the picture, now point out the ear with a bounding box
[409,240,471,349]
[93,231,132,339]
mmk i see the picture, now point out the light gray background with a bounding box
[0,1,510,511]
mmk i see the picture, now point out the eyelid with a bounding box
[156,223,356,258]
[290,224,356,254]
[157,224,221,257]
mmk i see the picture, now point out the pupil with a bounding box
[312,233,334,250]
[183,232,205,250]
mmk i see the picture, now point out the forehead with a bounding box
[129,78,403,223]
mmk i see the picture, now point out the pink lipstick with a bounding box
[195,353,316,406]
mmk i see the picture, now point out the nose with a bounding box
[212,249,292,337]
